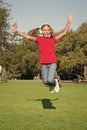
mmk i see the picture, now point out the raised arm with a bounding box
[9,25,37,41]
[55,15,73,40]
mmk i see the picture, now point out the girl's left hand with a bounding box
[68,15,73,23]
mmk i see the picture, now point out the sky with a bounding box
[6,0,87,33]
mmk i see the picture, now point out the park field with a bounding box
[0,80,87,130]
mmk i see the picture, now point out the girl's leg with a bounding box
[47,63,57,86]
[41,63,57,86]
[48,63,60,93]
[41,64,49,85]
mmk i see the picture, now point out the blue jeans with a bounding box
[41,63,57,86]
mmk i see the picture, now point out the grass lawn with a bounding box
[0,80,87,130]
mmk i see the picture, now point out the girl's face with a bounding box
[41,25,51,37]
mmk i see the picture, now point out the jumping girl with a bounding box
[9,15,73,93]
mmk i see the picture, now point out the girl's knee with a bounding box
[43,80,48,85]
[42,79,55,86]
[48,79,55,86]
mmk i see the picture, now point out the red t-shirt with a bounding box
[36,36,57,64]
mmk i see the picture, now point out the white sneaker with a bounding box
[54,79,60,92]
[49,86,55,93]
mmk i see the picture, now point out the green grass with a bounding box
[0,80,87,130]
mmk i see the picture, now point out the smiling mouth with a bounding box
[44,34,51,38]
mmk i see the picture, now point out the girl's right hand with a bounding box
[9,25,17,33]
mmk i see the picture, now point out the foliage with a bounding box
[56,24,87,79]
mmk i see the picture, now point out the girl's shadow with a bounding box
[36,98,58,109]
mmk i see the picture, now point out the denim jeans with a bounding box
[41,63,57,86]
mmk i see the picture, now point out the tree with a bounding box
[18,39,40,79]
[0,0,11,65]
[55,23,87,80]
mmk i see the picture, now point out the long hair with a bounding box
[28,28,40,36]
[28,24,59,37]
